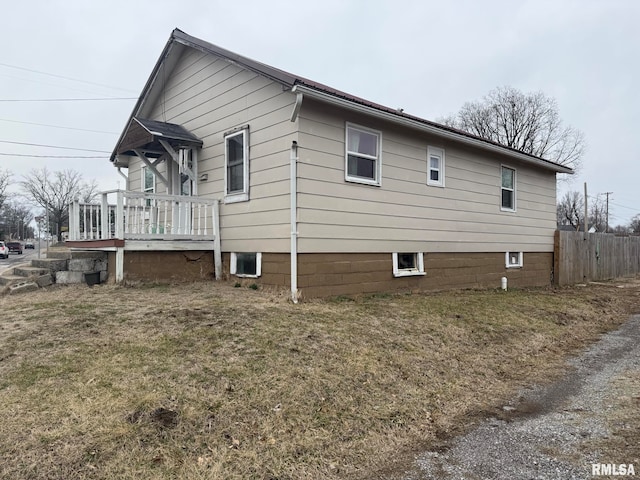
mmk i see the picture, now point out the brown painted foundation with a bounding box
[223,251,553,298]
[107,251,216,282]
[107,250,552,297]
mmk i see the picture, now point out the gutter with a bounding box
[291,85,574,175]
[290,141,299,303]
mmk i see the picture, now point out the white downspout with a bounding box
[117,167,128,183]
[290,141,299,303]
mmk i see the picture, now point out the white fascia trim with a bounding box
[291,85,573,175]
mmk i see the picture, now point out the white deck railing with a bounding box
[68,190,220,242]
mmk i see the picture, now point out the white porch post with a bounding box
[69,199,79,241]
[115,190,124,239]
[100,193,109,240]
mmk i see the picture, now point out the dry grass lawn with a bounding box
[1,279,639,479]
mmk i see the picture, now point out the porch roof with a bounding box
[114,117,202,166]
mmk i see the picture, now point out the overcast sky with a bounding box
[2,0,638,226]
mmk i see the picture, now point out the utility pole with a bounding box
[584,183,588,233]
[604,191,613,233]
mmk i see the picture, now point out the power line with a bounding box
[0,72,131,99]
[610,201,639,212]
[0,118,118,135]
[0,152,109,158]
[0,139,111,153]
[0,97,136,102]
[0,61,137,93]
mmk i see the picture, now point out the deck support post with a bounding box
[213,200,222,280]
[115,247,124,283]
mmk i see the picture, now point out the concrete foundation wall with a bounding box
[224,251,553,298]
[107,250,551,296]
[108,251,216,282]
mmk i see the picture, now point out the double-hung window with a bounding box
[225,128,249,203]
[345,123,381,186]
[142,166,155,207]
[501,166,516,211]
[427,146,445,187]
[142,166,155,194]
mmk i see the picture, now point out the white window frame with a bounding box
[345,122,382,186]
[231,252,262,278]
[392,252,426,277]
[427,146,445,187]
[505,251,523,268]
[224,128,249,204]
[141,165,155,194]
[500,165,516,212]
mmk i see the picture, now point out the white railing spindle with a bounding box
[70,190,218,242]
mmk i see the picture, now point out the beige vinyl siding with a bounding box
[296,99,558,254]
[130,46,296,252]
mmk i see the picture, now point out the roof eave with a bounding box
[109,32,181,164]
[292,85,574,175]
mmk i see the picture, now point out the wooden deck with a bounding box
[67,190,221,281]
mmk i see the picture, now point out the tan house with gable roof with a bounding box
[67,28,572,300]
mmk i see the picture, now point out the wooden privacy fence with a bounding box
[555,230,640,285]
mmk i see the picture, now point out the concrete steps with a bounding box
[1,247,107,294]
[0,264,53,293]
[13,266,49,277]
[30,258,69,272]
[0,273,26,286]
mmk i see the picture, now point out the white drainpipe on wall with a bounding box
[290,141,299,303]
[117,167,128,184]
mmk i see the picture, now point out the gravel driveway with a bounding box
[400,314,640,480]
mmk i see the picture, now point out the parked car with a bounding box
[25,242,35,249]
[0,242,8,259]
[6,242,23,255]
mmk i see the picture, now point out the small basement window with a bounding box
[392,252,425,277]
[231,252,262,277]
[505,251,523,268]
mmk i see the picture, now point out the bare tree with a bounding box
[0,168,11,212]
[1,200,34,240]
[20,168,97,242]
[589,196,608,233]
[440,86,584,171]
[611,224,630,235]
[556,191,609,232]
[557,191,584,229]
[630,214,640,234]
